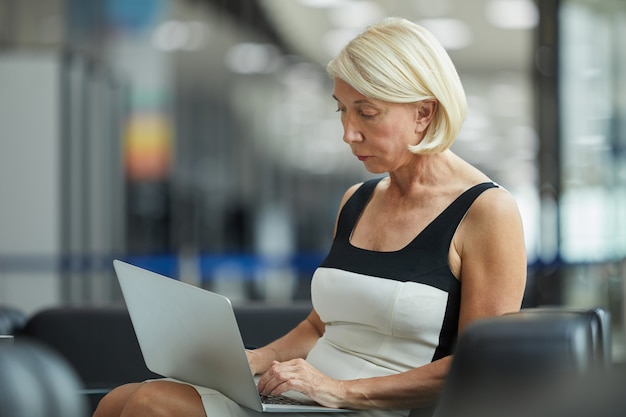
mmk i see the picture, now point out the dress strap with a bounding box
[412,182,499,256]
[334,178,384,241]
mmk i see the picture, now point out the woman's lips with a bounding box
[356,155,369,161]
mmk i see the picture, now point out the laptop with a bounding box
[113,259,352,413]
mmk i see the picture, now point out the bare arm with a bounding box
[454,187,527,328]
[256,329,452,410]
[247,308,325,375]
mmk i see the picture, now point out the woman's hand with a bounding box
[246,347,278,375]
[256,359,349,409]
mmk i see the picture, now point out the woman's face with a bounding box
[332,78,423,174]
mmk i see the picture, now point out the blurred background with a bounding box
[0,0,625,355]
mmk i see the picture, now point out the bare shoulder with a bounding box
[468,184,521,222]
[450,184,525,270]
[458,184,525,247]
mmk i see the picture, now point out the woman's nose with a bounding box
[342,115,362,144]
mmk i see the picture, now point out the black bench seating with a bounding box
[0,305,613,416]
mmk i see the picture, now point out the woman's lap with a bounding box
[158,378,411,417]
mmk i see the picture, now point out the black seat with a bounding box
[16,307,160,412]
[0,340,88,417]
[519,306,611,369]
[432,307,611,417]
[15,304,311,414]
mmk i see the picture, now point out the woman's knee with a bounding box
[93,383,142,417]
[123,381,205,417]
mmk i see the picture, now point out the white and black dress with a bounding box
[188,178,498,417]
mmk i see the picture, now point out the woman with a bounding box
[93,17,526,417]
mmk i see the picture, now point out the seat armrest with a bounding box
[434,308,611,417]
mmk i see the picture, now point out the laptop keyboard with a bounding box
[260,394,313,406]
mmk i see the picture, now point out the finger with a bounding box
[259,362,304,396]
[266,373,313,397]
[256,361,281,394]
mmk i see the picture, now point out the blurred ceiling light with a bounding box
[153,20,209,51]
[281,62,324,93]
[324,28,361,58]
[485,0,538,30]
[328,1,383,29]
[225,43,281,74]
[416,18,473,50]
[182,22,210,50]
[297,0,349,8]
[413,0,452,17]
[153,21,189,51]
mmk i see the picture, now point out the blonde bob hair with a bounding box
[327,17,467,155]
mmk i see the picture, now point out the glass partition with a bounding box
[559,0,626,358]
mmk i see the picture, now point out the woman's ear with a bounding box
[415,100,438,134]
